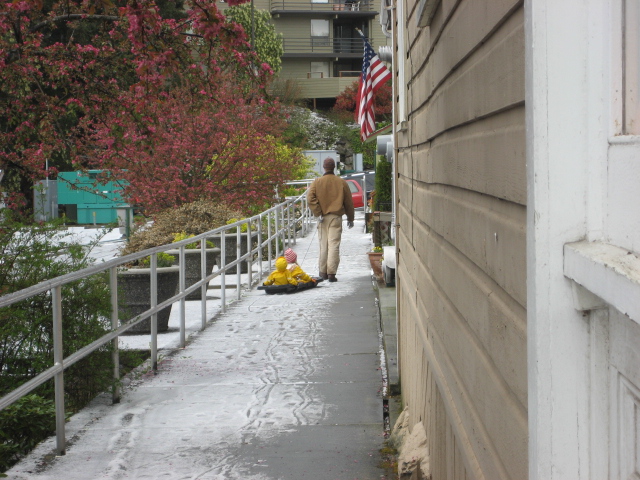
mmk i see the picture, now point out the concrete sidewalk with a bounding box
[6,213,390,480]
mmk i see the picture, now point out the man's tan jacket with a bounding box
[307,172,355,222]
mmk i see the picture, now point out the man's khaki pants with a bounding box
[318,214,343,275]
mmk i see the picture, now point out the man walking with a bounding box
[307,157,355,282]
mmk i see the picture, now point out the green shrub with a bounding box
[374,158,393,212]
[0,212,113,397]
[281,186,305,197]
[137,252,176,268]
[225,218,251,233]
[172,232,214,249]
[0,395,56,471]
[0,211,123,471]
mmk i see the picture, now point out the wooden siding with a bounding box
[273,16,313,37]
[395,1,527,479]
[280,58,316,77]
[297,77,356,97]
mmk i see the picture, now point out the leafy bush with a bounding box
[282,107,343,150]
[0,211,120,470]
[342,124,378,170]
[225,218,251,233]
[374,158,393,212]
[0,395,56,471]
[121,200,242,256]
[281,186,306,197]
[172,232,214,249]
[136,252,176,268]
[0,212,113,398]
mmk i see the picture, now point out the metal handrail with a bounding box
[0,189,313,456]
[270,0,375,12]
[283,36,371,54]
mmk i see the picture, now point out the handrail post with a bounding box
[150,254,158,371]
[292,200,298,245]
[200,241,207,330]
[287,201,293,246]
[179,246,186,348]
[275,207,280,258]
[303,192,311,235]
[236,227,241,300]
[110,267,120,404]
[301,195,307,236]
[280,205,286,253]
[246,219,253,288]
[52,285,66,456]
[220,234,226,313]
[283,205,287,251]
[267,212,273,269]
[257,214,263,279]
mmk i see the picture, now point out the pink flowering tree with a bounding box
[85,78,291,215]
[0,0,286,213]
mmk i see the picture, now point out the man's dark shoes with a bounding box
[328,274,337,282]
[320,272,329,280]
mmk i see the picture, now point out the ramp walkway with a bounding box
[6,213,388,480]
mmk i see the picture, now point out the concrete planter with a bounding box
[118,266,179,334]
[165,248,220,300]
[208,232,257,273]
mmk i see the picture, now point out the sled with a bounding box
[258,277,324,294]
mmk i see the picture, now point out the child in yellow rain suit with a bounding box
[263,257,298,286]
[283,248,315,284]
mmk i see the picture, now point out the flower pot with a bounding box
[208,232,257,273]
[165,248,220,300]
[367,252,384,279]
[118,266,179,334]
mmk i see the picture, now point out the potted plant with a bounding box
[367,246,384,279]
[118,253,179,334]
[166,232,220,300]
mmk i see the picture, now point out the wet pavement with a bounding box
[6,213,389,480]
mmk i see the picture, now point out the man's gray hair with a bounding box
[323,157,335,171]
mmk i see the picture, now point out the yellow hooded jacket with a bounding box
[263,257,298,286]
[286,263,313,283]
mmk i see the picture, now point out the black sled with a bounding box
[258,277,324,294]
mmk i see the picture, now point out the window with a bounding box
[310,61,330,78]
[311,19,330,48]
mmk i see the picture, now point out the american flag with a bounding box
[355,36,391,141]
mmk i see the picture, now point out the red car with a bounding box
[345,179,364,208]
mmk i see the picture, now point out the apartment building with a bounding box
[219,0,389,107]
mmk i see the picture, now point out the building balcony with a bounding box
[282,37,370,57]
[293,74,359,99]
[270,0,377,14]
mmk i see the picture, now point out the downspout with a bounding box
[378,0,401,390]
